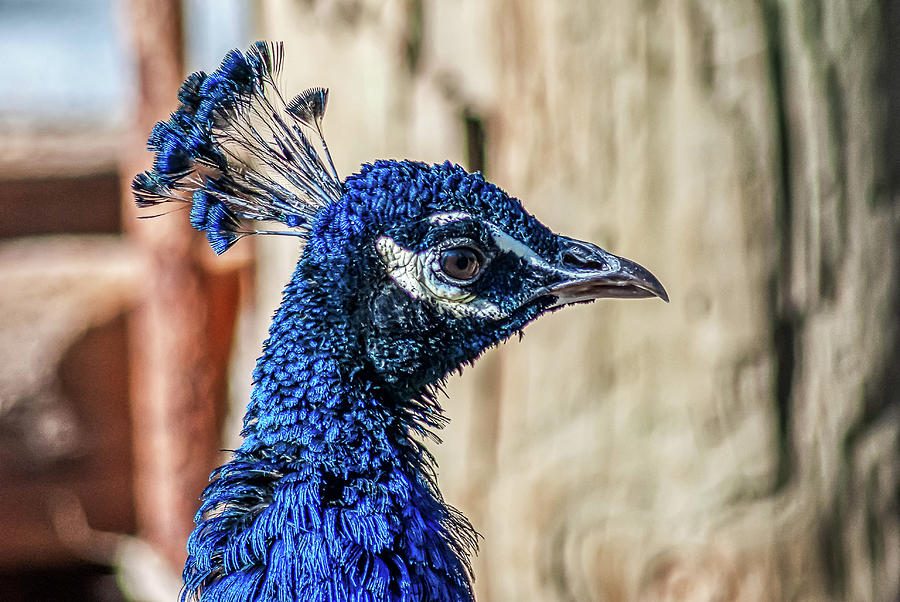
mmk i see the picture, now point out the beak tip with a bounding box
[640,272,668,303]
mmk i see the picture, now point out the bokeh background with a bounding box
[0,1,897,600]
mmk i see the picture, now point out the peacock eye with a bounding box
[438,247,484,282]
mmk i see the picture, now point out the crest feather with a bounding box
[286,87,329,129]
[132,41,341,254]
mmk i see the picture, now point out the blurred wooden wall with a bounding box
[253,1,899,600]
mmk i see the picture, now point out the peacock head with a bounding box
[133,42,667,394]
[301,159,667,391]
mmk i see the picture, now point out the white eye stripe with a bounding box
[488,227,549,268]
[427,211,472,225]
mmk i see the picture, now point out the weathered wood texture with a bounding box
[257,1,899,600]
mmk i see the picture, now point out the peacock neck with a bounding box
[239,267,420,466]
[192,265,476,601]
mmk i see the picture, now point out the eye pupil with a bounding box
[440,247,482,281]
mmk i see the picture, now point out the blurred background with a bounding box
[0,0,897,600]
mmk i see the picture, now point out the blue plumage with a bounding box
[134,42,667,602]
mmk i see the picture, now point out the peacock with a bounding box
[133,42,667,602]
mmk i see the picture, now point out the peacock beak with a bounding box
[540,236,668,306]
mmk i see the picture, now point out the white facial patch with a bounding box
[376,235,504,320]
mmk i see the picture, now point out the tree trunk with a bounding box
[258,1,899,599]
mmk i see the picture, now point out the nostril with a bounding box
[561,250,607,271]
[561,251,580,268]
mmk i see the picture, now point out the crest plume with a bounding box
[132,41,341,253]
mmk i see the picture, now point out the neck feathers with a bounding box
[182,267,477,602]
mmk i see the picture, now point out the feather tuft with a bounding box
[286,87,340,186]
[178,71,207,107]
[285,87,328,129]
[132,41,342,254]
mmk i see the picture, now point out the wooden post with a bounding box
[120,0,240,572]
